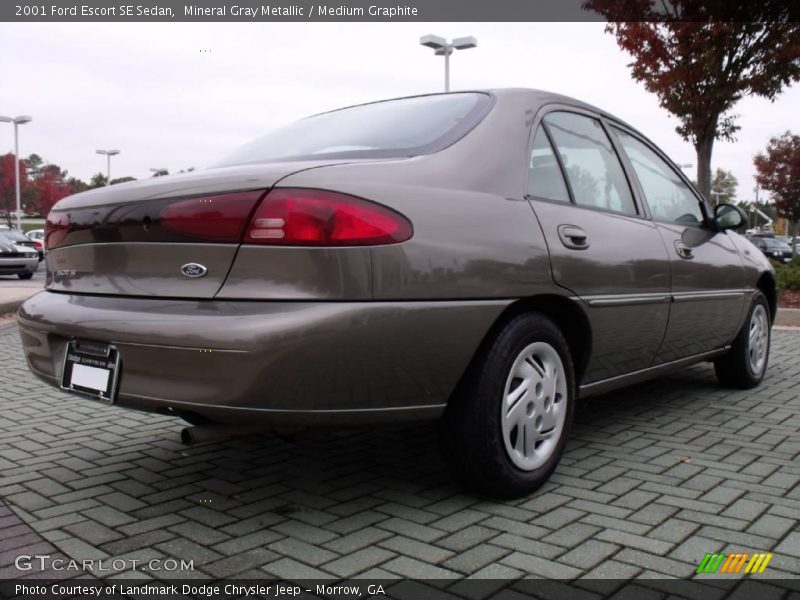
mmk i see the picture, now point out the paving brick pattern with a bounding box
[1,322,799,582]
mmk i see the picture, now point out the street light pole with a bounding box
[420,34,477,92]
[0,115,32,231]
[96,149,120,186]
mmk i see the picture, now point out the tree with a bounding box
[89,172,108,188]
[0,153,30,228]
[110,176,136,185]
[24,153,44,180]
[710,168,738,205]
[583,1,800,200]
[754,131,800,234]
[151,169,169,177]
[30,164,76,216]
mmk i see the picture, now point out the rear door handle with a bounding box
[557,225,590,250]
[674,240,694,259]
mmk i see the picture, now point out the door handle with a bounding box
[674,240,694,259]
[557,225,590,250]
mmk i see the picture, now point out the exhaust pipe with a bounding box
[180,424,262,445]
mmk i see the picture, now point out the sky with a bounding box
[1,22,798,202]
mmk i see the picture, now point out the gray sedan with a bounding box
[18,89,775,497]
[0,231,39,279]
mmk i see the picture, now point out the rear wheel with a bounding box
[714,291,770,389]
[440,312,575,498]
[18,273,33,280]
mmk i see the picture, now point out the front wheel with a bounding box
[714,291,771,389]
[440,313,575,498]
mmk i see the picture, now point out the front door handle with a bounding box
[557,225,590,250]
[674,240,694,259]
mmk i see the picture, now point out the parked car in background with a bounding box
[26,229,46,258]
[0,227,43,261]
[751,237,794,263]
[18,89,777,497]
[0,231,39,279]
[26,229,44,241]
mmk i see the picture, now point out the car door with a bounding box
[610,126,747,362]
[527,109,670,384]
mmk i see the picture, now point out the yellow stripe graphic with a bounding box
[758,554,773,573]
[745,553,770,574]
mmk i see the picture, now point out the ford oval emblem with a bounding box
[181,263,208,278]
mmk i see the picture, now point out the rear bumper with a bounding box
[18,291,508,425]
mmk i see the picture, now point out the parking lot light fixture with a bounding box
[419,34,477,92]
[0,115,33,231]
[96,149,120,186]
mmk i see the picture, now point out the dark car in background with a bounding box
[18,89,776,497]
[751,236,794,263]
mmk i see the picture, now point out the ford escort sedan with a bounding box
[18,89,776,497]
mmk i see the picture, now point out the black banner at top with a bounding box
[2,0,799,22]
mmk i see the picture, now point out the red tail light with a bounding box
[45,212,70,249]
[244,188,412,246]
[160,190,266,242]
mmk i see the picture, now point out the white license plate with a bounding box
[61,340,121,404]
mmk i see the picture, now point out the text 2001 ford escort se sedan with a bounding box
[19,90,775,497]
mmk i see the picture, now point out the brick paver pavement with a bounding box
[1,320,798,586]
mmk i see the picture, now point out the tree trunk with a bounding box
[694,136,715,201]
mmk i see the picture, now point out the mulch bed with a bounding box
[780,289,800,309]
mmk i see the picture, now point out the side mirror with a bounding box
[714,203,747,231]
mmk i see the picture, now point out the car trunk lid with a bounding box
[44,161,348,299]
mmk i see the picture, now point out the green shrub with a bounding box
[776,261,800,290]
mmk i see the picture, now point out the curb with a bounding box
[776,307,800,327]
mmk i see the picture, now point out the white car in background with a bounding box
[0,230,39,279]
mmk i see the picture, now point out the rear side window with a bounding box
[544,112,637,216]
[527,127,570,203]
[613,128,704,225]
[217,93,492,165]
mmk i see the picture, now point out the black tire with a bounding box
[18,273,33,280]
[440,312,576,498]
[714,291,771,389]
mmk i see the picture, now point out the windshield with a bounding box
[763,239,791,250]
[0,232,18,245]
[216,93,492,166]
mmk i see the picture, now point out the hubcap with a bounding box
[748,304,769,375]
[501,342,567,471]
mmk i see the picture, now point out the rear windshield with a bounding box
[216,93,492,165]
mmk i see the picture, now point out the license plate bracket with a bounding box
[61,340,121,404]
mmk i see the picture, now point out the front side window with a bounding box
[614,128,704,226]
[544,112,637,215]
[527,127,570,203]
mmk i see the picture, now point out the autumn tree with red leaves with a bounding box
[754,132,800,235]
[29,163,76,217]
[0,153,30,228]
[583,1,800,200]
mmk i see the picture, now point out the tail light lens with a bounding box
[244,188,412,246]
[45,212,70,250]
[160,190,266,242]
